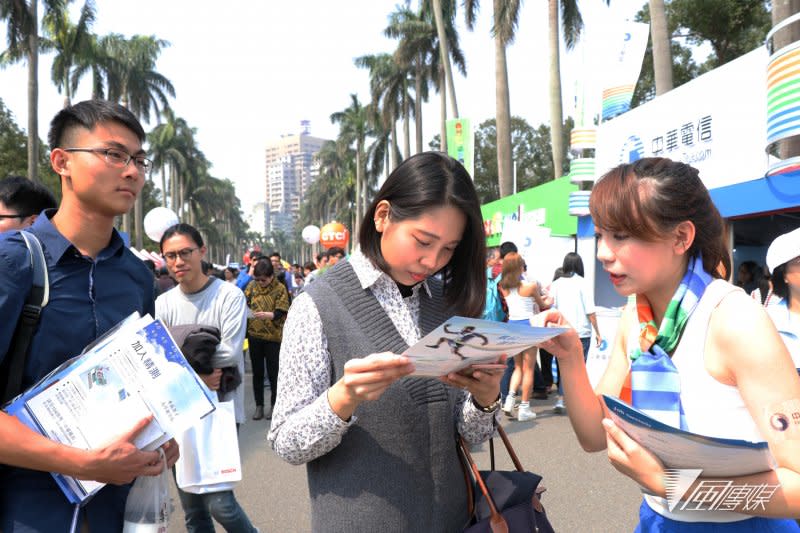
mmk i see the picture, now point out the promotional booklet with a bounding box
[603,395,775,477]
[3,313,216,504]
[404,316,569,376]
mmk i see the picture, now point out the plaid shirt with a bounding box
[244,277,290,342]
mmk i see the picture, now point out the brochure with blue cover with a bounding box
[405,316,569,376]
[3,313,215,504]
[602,394,775,477]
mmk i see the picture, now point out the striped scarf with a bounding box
[620,255,713,429]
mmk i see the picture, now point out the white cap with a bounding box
[766,227,800,273]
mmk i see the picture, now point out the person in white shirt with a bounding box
[156,223,257,533]
[548,252,601,413]
[765,228,800,368]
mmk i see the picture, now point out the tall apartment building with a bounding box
[265,123,328,236]
[247,202,267,238]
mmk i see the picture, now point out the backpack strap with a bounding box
[1,231,49,405]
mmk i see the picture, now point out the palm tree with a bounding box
[385,7,433,156]
[354,53,407,167]
[102,34,175,123]
[365,104,399,193]
[99,33,175,246]
[331,94,371,240]
[42,0,95,108]
[547,1,606,180]
[649,0,673,96]
[430,0,459,122]
[148,108,189,208]
[465,0,520,198]
[421,0,465,151]
[318,140,355,223]
[1,0,68,182]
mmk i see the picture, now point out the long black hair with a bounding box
[562,252,585,278]
[359,152,486,317]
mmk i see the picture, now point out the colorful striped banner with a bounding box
[767,40,800,146]
[568,191,591,216]
[568,158,596,183]
[570,128,596,151]
[767,42,800,144]
[602,85,636,121]
[766,21,800,177]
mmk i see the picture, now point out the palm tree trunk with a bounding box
[179,178,185,219]
[27,0,39,182]
[548,0,564,181]
[403,93,411,160]
[170,167,178,211]
[440,69,447,152]
[495,27,513,198]
[772,0,800,158]
[355,146,362,240]
[415,61,423,154]
[64,77,71,108]
[161,166,167,207]
[432,0,459,118]
[134,193,143,248]
[649,0,673,96]
[389,113,397,170]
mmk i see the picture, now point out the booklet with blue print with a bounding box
[404,316,569,377]
[3,313,215,504]
[602,395,775,477]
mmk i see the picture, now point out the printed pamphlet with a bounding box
[405,316,569,376]
[3,313,215,504]
[602,395,775,477]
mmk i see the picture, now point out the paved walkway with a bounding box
[167,373,642,532]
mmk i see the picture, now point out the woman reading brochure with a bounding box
[268,152,503,532]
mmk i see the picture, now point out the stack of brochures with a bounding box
[3,313,216,504]
[405,316,569,376]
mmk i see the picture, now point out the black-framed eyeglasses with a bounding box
[163,248,198,262]
[0,213,29,220]
[63,147,153,174]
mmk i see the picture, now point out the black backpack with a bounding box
[0,231,48,406]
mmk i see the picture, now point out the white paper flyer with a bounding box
[603,395,775,477]
[404,316,569,376]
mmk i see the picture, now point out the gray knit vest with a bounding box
[304,260,468,533]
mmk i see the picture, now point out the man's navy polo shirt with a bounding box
[0,210,156,532]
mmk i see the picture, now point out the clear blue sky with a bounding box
[0,0,643,214]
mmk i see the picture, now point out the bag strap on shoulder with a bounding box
[1,231,48,405]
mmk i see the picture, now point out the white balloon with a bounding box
[302,225,321,244]
[143,207,179,243]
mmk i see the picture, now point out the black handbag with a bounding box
[459,424,555,533]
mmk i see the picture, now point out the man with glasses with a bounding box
[156,223,258,533]
[0,175,57,233]
[0,100,178,532]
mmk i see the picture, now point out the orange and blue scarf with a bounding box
[620,255,713,429]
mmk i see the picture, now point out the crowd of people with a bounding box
[0,99,799,532]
